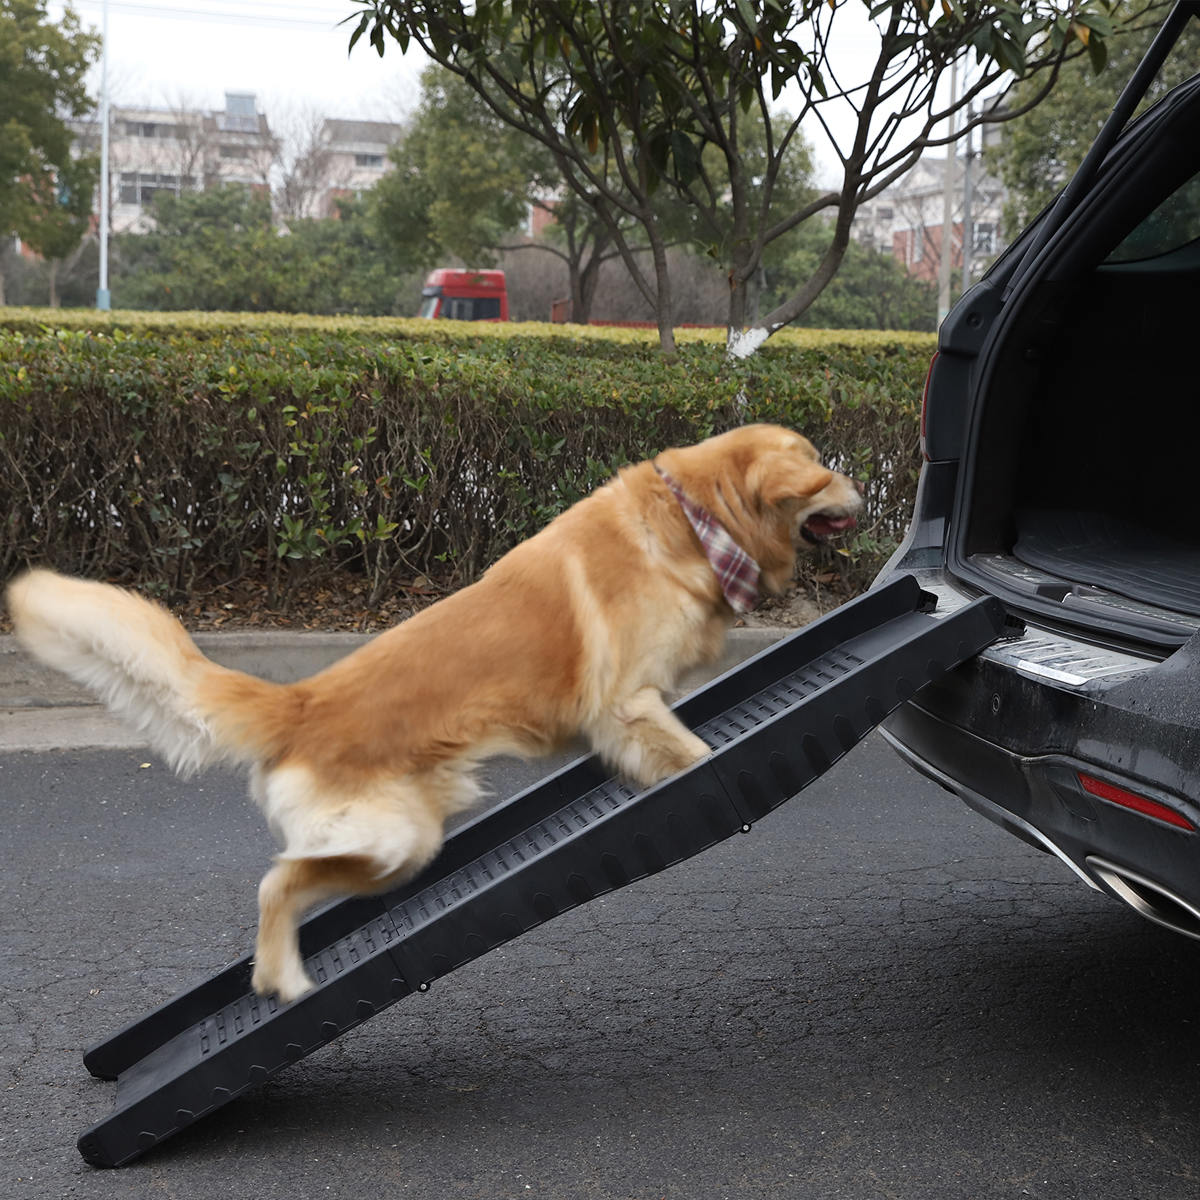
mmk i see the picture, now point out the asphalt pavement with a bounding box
[5,736,1200,1198]
[3,633,1200,1198]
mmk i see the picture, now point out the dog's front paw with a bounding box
[251,958,314,1005]
[678,730,711,766]
[665,736,711,780]
[628,731,712,788]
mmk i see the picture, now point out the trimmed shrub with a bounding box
[0,311,934,609]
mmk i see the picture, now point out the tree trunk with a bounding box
[48,260,60,308]
[727,211,854,361]
[567,260,584,321]
[725,242,757,334]
[573,252,602,324]
[727,270,749,334]
[647,229,676,356]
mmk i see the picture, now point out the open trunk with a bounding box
[950,71,1200,649]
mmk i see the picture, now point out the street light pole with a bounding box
[96,0,111,311]
[937,60,957,326]
[962,103,975,295]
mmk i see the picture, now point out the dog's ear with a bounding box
[751,452,834,508]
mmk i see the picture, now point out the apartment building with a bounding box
[69,93,275,233]
[311,118,403,217]
[71,98,404,229]
[854,123,1007,287]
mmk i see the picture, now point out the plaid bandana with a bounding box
[656,467,760,613]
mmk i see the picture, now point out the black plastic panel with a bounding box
[75,576,1005,1168]
[1015,509,1200,617]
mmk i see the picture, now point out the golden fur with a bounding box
[5,423,861,1003]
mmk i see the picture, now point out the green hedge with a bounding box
[0,311,934,609]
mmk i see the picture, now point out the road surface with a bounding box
[3,734,1199,1199]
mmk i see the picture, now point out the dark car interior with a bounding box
[957,73,1200,627]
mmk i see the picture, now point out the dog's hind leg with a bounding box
[250,769,453,1002]
[251,854,385,1003]
[586,686,710,789]
[252,825,445,1003]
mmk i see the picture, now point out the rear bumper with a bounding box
[872,551,1200,936]
[879,709,1101,891]
[881,634,1200,935]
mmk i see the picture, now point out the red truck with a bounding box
[418,268,509,321]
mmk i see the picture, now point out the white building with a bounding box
[313,118,404,216]
[854,122,1007,286]
[70,99,405,230]
[71,93,276,233]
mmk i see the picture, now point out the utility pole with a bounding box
[937,60,957,326]
[962,103,975,295]
[96,0,111,311]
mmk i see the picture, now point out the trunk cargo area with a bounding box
[957,181,1200,640]
[950,73,1200,644]
[1012,510,1200,617]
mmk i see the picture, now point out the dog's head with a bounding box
[656,424,863,596]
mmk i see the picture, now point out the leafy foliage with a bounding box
[988,7,1200,237]
[0,312,932,606]
[346,0,1134,353]
[374,65,653,325]
[372,66,545,269]
[765,223,938,333]
[112,187,416,315]
[0,0,99,296]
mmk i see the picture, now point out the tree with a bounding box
[516,191,622,325]
[272,103,376,222]
[655,109,817,323]
[280,196,417,315]
[113,186,413,314]
[373,66,533,267]
[0,232,94,305]
[348,0,1144,356]
[20,157,97,306]
[373,65,635,323]
[766,221,938,331]
[988,7,1200,237]
[114,186,280,310]
[0,0,99,304]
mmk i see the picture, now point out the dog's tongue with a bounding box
[805,514,857,538]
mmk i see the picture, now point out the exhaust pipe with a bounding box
[1085,856,1200,941]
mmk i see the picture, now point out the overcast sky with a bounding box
[49,0,971,185]
[52,0,426,123]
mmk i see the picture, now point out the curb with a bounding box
[0,626,791,753]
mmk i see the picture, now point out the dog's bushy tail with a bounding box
[5,569,296,774]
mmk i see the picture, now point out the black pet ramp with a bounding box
[76,576,1006,1167]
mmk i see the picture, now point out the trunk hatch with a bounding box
[948,67,1200,650]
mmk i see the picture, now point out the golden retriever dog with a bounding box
[5,424,861,1003]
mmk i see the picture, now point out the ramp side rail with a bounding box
[76,577,1007,1167]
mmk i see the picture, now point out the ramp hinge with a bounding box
[916,589,939,614]
[1000,613,1026,641]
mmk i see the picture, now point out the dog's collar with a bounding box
[655,466,760,613]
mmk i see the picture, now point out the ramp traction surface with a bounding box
[76,577,1006,1167]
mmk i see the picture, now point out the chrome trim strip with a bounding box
[915,576,1157,687]
[982,631,1152,686]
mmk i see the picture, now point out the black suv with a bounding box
[876,3,1200,939]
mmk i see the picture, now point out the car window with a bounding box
[1105,169,1200,262]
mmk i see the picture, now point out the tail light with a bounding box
[920,352,939,463]
[1078,772,1195,831]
